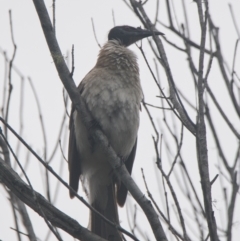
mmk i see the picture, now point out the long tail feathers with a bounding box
[90,183,122,241]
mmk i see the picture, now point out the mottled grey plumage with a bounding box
[68,26,163,241]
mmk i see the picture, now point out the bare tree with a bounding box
[0,1,239,241]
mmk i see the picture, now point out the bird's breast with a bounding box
[73,64,142,205]
[79,67,142,157]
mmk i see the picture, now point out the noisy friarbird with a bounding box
[68,26,163,241]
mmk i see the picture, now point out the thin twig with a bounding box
[52,0,56,35]
[141,168,185,241]
[91,18,101,48]
[15,77,25,159]
[112,9,116,26]
[168,124,184,177]
[144,102,172,110]
[28,77,51,203]
[5,10,17,139]
[210,174,219,186]
[228,4,240,38]
[70,44,75,77]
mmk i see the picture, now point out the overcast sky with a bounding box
[0,1,239,240]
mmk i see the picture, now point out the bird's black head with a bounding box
[108,25,164,47]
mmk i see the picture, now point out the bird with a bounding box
[68,25,163,241]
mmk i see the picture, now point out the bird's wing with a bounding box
[68,82,85,198]
[116,138,138,207]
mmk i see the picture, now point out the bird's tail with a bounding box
[90,182,122,241]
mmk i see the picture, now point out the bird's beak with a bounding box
[125,27,164,45]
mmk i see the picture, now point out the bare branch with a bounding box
[0,117,137,241]
[0,157,107,241]
[0,136,37,241]
[130,0,196,136]
[195,1,218,240]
